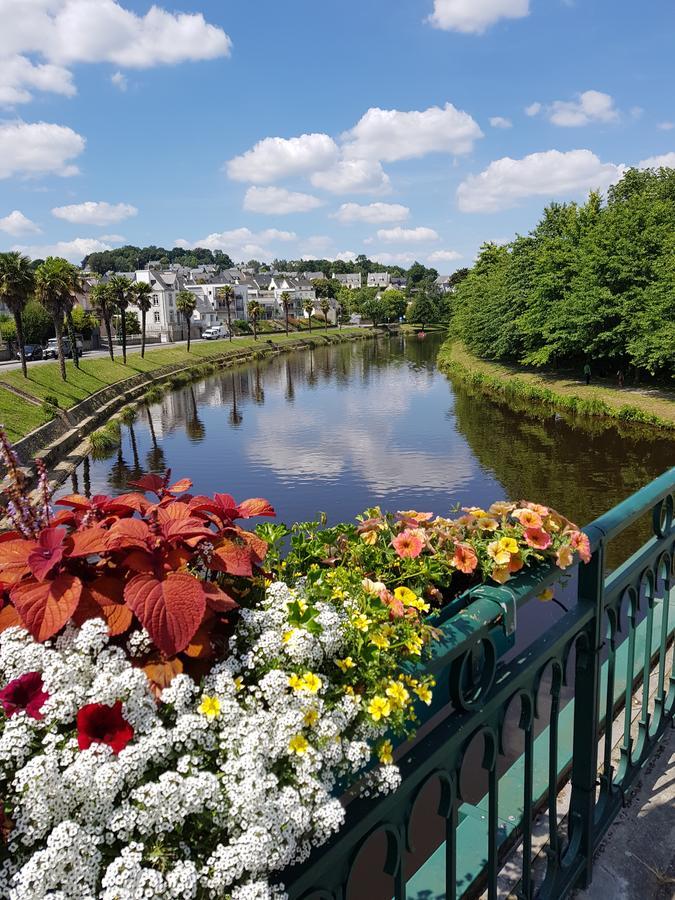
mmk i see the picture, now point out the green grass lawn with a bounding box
[0,329,365,441]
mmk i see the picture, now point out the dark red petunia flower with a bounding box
[76,701,134,754]
[0,672,49,720]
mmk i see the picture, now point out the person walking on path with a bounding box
[583,362,591,386]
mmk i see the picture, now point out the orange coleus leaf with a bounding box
[156,505,212,542]
[142,655,184,693]
[0,603,21,633]
[109,493,151,514]
[124,572,206,657]
[106,518,151,552]
[67,526,110,558]
[55,493,91,510]
[202,580,239,613]
[128,474,166,495]
[236,498,275,519]
[167,478,192,494]
[210,538,256,577]
[10,573,82,642]
[238,529,268,563]
[184,621,214,659]
[73,576,132,637]
[0,539,37,586]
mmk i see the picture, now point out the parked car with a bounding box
[16,344,43,361]
[43,336,84,359]
[202,325,229,340]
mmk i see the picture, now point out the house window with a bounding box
[153,296,159,306]
[154,312,160,323]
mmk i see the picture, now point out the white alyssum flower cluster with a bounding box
[0,582,399,899]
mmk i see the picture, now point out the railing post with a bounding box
[568,527,605,888]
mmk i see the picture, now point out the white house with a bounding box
[334,273,362,290]
[367,272,390,289]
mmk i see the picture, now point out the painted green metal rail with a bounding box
[281,467,675,900]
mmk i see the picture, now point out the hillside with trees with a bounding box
[451,167,675,379]
[82,246,235,274]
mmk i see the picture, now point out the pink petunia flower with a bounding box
[568,530,591,563]
[524,527,552,550]
[391,529,424,559]
[453,542,478,574]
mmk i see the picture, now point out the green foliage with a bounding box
[0,315,16,344]
[82,245,234,275]
[22,301,53,344]
[89,420,122,457]
[124,310,141,336]
[407,293,442,328]
[452,169,675,378]
[70,306,98,338]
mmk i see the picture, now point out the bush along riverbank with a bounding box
[0,329,376,479]
[438,339,675,436]
[0,427,591,899]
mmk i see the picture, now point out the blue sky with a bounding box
[0,0,674,269]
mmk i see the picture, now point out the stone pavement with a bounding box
[574,723,675,900]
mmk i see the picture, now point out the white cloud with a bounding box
[457,149,624,213]
[227,133,339,184]
[427,0,529,34]
[0,1,231,106]
[368,251,417,266]
[175,227,296,262]
[343,103,482,162]
[334,202,410,224]
[243,186,322,215]
[0,121,85,179]
[638,152,675,169]
[51,200,137,225]
[428,249,462,263]
[657,121,675,131]
[373,226,440,243]
[110,71,127,91]
[525,102,542,117]
[297,235,333,258]
[0,55,75,106]
[310,158,391,195]
[334,250,357,262]
[548,90,619,127]
[14,237,113,263]
[98,233,125,243]
[489,116,512,129]
[0,210,41,236]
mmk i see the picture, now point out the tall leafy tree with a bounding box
[90,282,116,361]
[247,300,262,340]
[280,291,291,335]
[319,297,331,331]
[132,281,153,358]
[108,275,134,364]
[217,284,235,341]
[0,251,35,378]
[35,257,72,381]
[303,298,314,333]
[176,290,197,351]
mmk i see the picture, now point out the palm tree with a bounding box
[90,282,116,361]
[35,257,72,381]
[303,299,314,333]
[320,297,331,332]
[217,285,234,341]
[63,263,85,369]
[0,252,35,378]
[176,290,197,351]
[247,300,262,340]
[132,281,152,358]
[108,275,133,364]
[280,291,291,335]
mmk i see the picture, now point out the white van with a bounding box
[202,325,229,340]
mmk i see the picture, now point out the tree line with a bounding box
[451,167,675,379]
[82,246,235,275]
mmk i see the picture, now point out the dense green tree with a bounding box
[35,257,73,381]
[382,289,407,322]
[0,251,35,377]
[23,301,53,344]
[407,293,441,330]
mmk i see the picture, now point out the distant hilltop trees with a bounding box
[82,246,235,275]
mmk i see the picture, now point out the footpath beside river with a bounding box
[439,339,675,432]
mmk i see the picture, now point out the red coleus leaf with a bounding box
[106,518,152,552]
[210,538,255,577]
[0,539,36,586]
[124,572,206,657]
[238,530,269,564]
[27,527,68,581]
[10,573,82,642]
[156,505,212,542]
[184,621,214,659]
[236,498,276,519]
[167,478,192,494]
[109,493,152,515]
[0,531,22,543]
[128,474,166,495]
[189,493,239,523]
[55,493,92,511]
[202,580,239,613]
[67,526,110,559]
[73,576,132,637]
[0,603,21,633]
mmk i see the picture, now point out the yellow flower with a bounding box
[362,577,387,596]
[405,634,423,656]
[498,536,519,554]
[233,677,243,692]
[282,629,297,643]
[352,614,371,632]
[198,695,221,720]
[288,674,303,691]
[378,739,394,765]
[301,673,322,694]
[487,541,511,566]
[478,517,499,532]
[335,657,356,672]
[370,632,390,650]
[538,587,554,602]
[360,529,379,545]
[344,685,356,696]
[407,597,431,612]
[414,684,433,705]
[367,696,392,721]
[491,565,511,584]
[288,734,309,755]
[393,586,418,606]
[331,588,346,600]
[386,681,410,709]
[303,708,319,727]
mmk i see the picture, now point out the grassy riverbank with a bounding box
[0,328,366,442]
[438,339,675,433]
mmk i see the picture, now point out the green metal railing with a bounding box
[281,468,675,900]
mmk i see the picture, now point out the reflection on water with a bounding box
[65,334,673,560]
